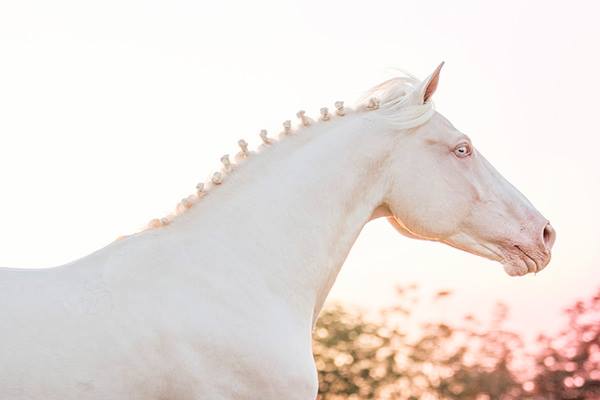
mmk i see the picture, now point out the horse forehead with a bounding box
[431,111,455,126]
[419,112,464,141]
[428,112,458,132]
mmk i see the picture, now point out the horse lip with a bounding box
[514,245,540,273]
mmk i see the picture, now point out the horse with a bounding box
[0,63,555,399]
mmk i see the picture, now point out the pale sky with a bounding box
[1,0,599,339]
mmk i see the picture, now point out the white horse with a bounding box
[0,64,555,399]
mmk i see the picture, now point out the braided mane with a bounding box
[117,72,433,238]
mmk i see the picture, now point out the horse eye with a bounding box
[454,144,472,158]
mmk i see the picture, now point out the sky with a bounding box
[1,0,599,339]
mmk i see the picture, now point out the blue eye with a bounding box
[454,144,472,158]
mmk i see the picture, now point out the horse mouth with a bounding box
[440,232,552,277]
[502,245,550,277]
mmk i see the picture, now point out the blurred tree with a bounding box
[530,288,600,399]
[313,286,526,399]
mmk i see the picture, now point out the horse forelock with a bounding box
[362,73,436,130]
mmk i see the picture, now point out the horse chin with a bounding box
[502,261,530,277]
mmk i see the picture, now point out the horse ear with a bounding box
[419,62,444,104]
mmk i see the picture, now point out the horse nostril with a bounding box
[542,223,556,250]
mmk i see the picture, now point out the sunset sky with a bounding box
[1,0,599,340]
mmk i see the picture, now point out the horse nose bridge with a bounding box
[482,170,533,220]
[494,179,542,227]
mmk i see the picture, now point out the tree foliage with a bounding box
[530,290,600,399]
[313,286,600,400]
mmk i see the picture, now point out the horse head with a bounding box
[380,63,555,276]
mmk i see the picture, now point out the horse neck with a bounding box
[172,114,393,324]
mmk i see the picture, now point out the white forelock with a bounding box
[362,74,435,130]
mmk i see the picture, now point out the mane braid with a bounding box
[117,73,434,239]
